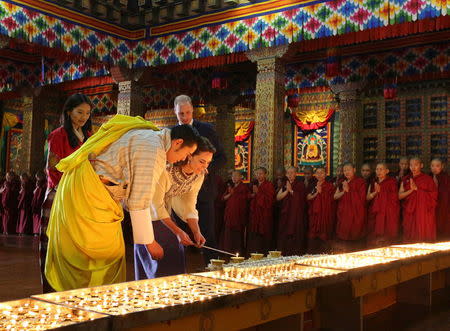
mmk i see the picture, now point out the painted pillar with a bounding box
[246,45,288,179]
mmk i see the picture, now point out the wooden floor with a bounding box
[0,234,449,330]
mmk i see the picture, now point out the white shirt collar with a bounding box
[178,119,194,126]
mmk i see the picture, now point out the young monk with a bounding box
[32,172,47,236]
[1,171,19,235]
[399,157,437,242]
[303,166,317,194]
[220,171,250,255]
[16,173,34,235]
[272,167,287,249]
[333,165,344,188]
[247,167,275,255]
[430,158,449,240]
[277,166,306,256]
[395,157,411,183]
[307,167,335,253]
[366,163,400,247]
[334,163,367,251]
[361,163,375,187]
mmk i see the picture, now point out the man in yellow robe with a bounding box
[45,115,199,292]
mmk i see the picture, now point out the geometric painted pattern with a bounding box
[285,42,450,89]
[0,58,109,92]
[88,93,117,115]
[143,1,450,67]
[1,1,449,69]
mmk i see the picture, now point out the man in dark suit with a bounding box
[174,95,227,264]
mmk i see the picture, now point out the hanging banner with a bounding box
[235,137,252,183]
[234,121,254,182]
[294,123,331,175]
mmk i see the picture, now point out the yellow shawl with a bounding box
[45,115,159,291]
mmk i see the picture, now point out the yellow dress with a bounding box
[45,115,159,291]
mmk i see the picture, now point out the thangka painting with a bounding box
[235,136,252,183]
[6,129,22,171]
[294,123,331,175]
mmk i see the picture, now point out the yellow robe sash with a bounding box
[45,115,159,291]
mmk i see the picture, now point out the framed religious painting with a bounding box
[235,136,252,183]
[294,123,332,175]
[6,128,23,171]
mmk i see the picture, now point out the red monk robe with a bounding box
[367,177,400,245]
[0,176,4,226]
[277,179,306,256]
[435,172,450,239]
[402,173,438,242]
[32,178,47,235]
[308,181,335,241]
[247,180,275,255]
[1,179,19,234]
[336,177,367,241]
[16,178,34,234]
[220,182,250,255]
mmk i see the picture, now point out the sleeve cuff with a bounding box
[185,211,198,220]
[130,208,154,244]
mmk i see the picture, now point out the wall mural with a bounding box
[235,137,252,183]
[6,128,22,171]
[294,123,331,175]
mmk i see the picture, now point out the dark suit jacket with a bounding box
[191,120,227,202]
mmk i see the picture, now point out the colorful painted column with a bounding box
[19,91,46,174]
[330,82,364,166]
[112,67,145,117]
[246,45,288,179]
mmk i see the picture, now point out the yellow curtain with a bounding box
[294,107,331,124]
[46,115,159,291]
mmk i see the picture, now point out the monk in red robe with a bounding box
[247,167,275,256]
[16,173,34,235]
[361,163,376,187]
[332,165,344,232]
[399,157,438,242]
[277,166,306,256]
[395,157,411,184]
[1,171,19,234]
[307,167,335,253]
[220,171,250,255]
[334,163,367,251]
[32,172,47,236]
[430,158,449,240]
[366,163,400,247]
[333,165,344,188]
[0,172,4,226]
[303,166,317,194]
[272,167,287,250]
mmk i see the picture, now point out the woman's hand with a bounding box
[193,231,206,248]
[176,228,194,246]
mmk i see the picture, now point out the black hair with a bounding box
[62,94,93,149]
[193,136,216,155]
[170,124,200,148]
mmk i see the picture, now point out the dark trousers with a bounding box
[134,221,186,280]
[197,200,217,263]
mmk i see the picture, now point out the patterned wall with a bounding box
[0,1,448,68]
[285,42,450,89]
[0,57,109,93]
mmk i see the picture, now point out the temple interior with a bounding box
[0,0,449,330]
